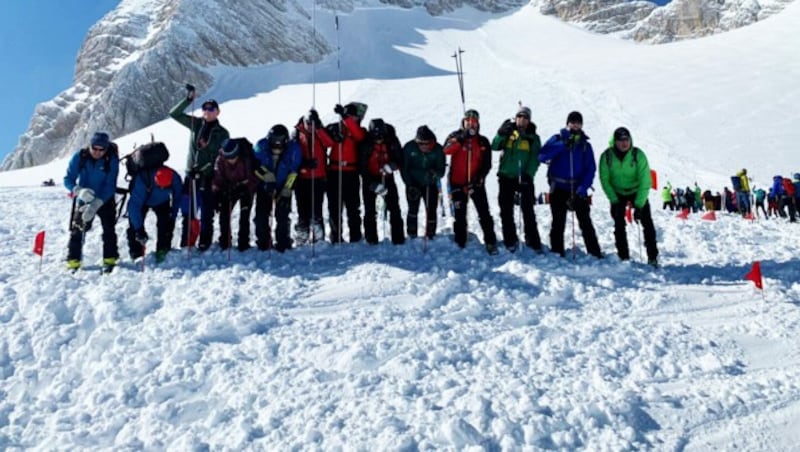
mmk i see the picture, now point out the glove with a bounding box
[308,109,322,128]
[255,166,276,183]
[520,174,533,185]
[513,192,521,206]
[566,194,575,211]
[381,163,394,175]
[185,83,196,101]
[344,104,358,117]
[498,120,515,137]
[372,183,388,196]
[74,186,96,203]
[234,183,249,198]
[134,229,149,245]
[81,198,103,223]
[302,158,318,169]
[278,185,292,199]
[334,104,345,116]
[633,209,643,224]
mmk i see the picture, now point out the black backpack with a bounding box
[122,141,170,180]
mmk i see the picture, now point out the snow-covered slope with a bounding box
[1,3,799,450]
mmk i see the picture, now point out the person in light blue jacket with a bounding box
[126,165,183,262]
[538,111,602,258]
[63,132,120,271]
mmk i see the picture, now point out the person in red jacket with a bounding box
[295,109,334,244]
[327,102,367,244]
[444,109,498,255]
[212,138,259,251]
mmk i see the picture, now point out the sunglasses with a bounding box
[416,141,433,147]
[516,114,530,119]
[202,105,217,112]
[91,146,106,152]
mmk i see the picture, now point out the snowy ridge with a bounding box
[1,3,800,450]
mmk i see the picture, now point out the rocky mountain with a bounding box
[2,0,792,170]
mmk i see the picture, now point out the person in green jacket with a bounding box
[401,125,445,239]
[169,84,230,251]
[491,105,542,252]
[599,127,659,266]
[661,182,674,210]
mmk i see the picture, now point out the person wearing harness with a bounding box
[538,111,602,259]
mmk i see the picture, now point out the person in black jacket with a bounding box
[359,118,405,245]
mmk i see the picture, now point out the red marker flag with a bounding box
[744,261,763,290]
[650,169,658,190]
[676,208,689,220]
[33,230,46,256]
[625,204,633,224]
[701,210,716,221]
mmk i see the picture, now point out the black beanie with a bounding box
[415,125,436,143]
[613,127,631,141]
[566,111,583,125]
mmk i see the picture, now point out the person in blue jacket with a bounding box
[538,111,602,259]
[63,132,120,272]
[253,124,302,252]
[126,165,183,263]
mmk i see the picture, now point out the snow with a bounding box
[2,3,800,450]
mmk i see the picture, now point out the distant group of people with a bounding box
[62,86,667,272]
[660,170,799,223]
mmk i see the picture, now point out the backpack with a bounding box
[730,175,742,191]
[122,141,170,180]
[783,178,796,197]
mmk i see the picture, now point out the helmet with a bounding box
[794,173,800,180]
[267,124,289,149]
[368,118,387,140]
[221,139,240,158]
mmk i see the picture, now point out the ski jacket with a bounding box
[401,140,445,187]
[444,131,492,187]
[212,152,259,194]
[661,184,673,202]
[491,120,541,179]
[63,148,120,203]
[538,128,596,197]
[754,188,766,203]
[771,175,785,197]
[359,133,403,179]
[735,169,750,193]
[295,121,334,180]
[328,116,365,172]
[127,166,183,230]
[169,98,230,179]
[598,134,651,208]
[253,139,303,193]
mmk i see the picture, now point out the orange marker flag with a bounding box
[650,169,658,190]
[744,261,763,290]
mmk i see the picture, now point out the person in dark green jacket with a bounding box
[491,106,542,252]
[401,125,445,239]
[169,85,230,251]
[598,127,659,266]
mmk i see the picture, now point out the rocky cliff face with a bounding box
[1,0,791,170]
[532,0,793,43]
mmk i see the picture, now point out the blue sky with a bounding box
[0,0,119,163]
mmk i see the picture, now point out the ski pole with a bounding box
[569,147,576,262]
[227,196,232,262]
[518,159,523,254]
[452,47,466,114]
[424,184,429,254]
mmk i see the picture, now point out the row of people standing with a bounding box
[63,87,661,269]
